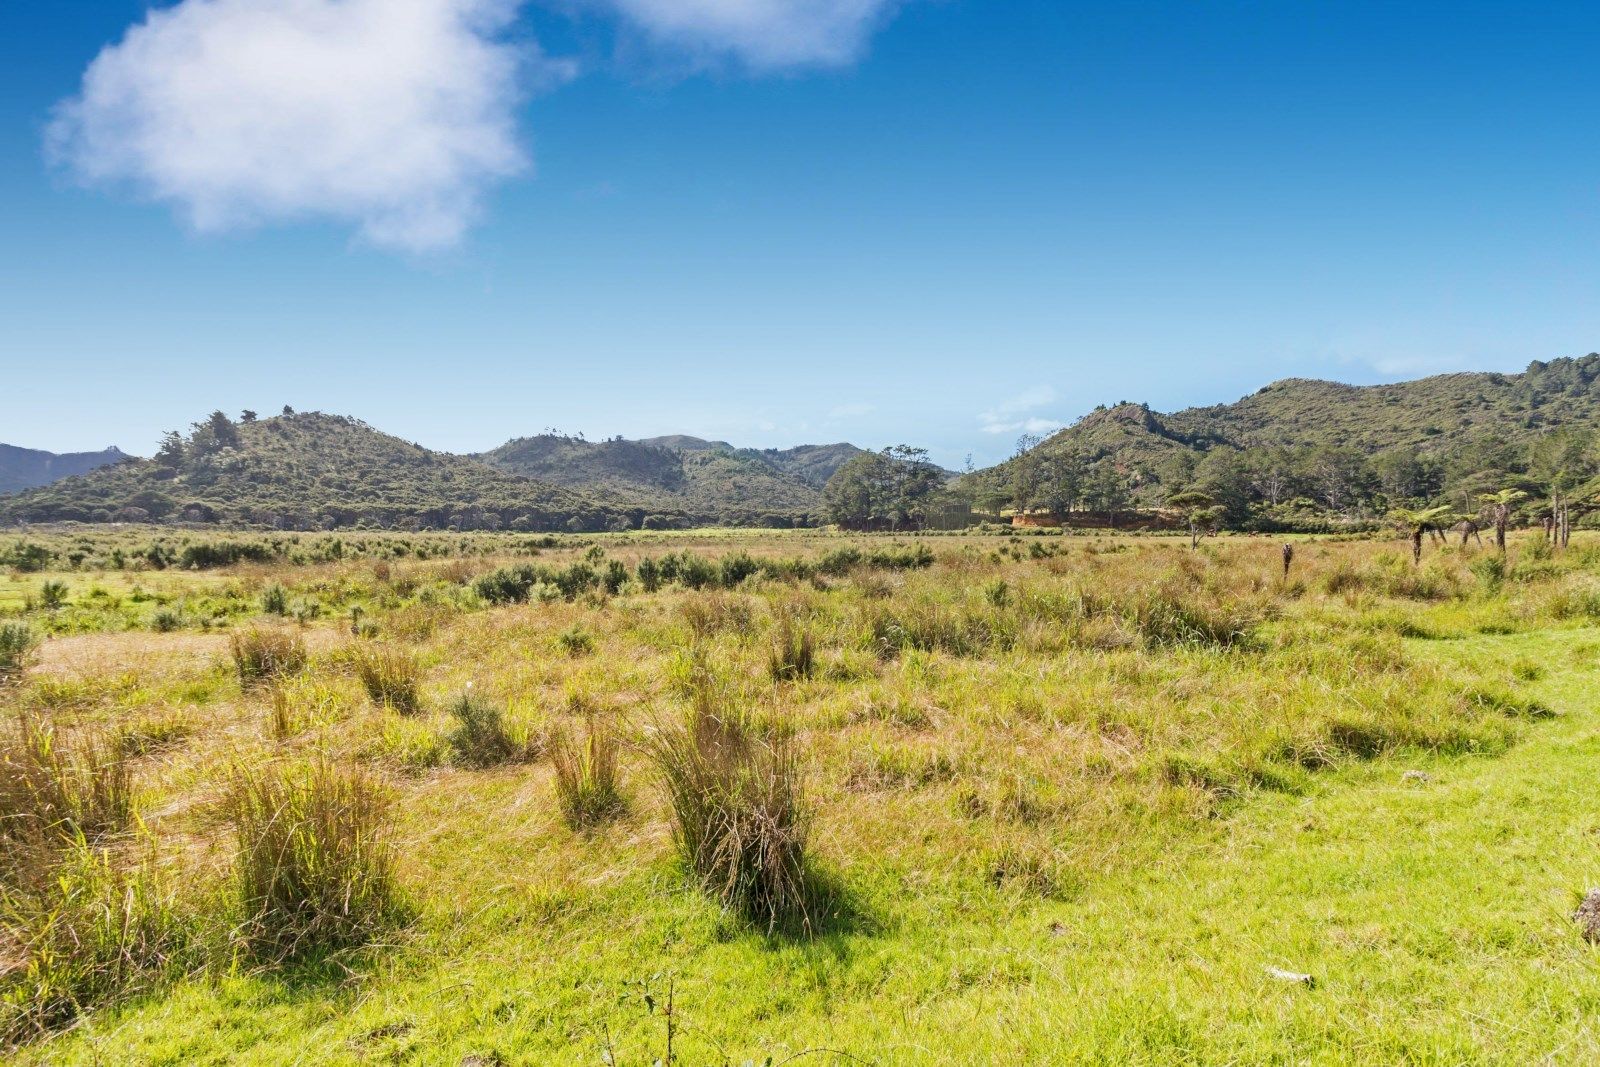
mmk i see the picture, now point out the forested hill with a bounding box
[0,412,646,531]
[479,434,864,524]
[0,444,128,494]
[966,354,1600,524]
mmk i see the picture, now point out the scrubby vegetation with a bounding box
[1,525,1599,1061]
[967,353,1600,532]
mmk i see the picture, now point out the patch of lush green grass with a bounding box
[5,531,1600,1063]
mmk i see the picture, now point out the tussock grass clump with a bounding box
[1119,583,1262,649]
[0,839,189,1047]
[1,714,132,879]
[114,711,193,759]
[350,645,423,714]
[230,628,307,686]
[645,702,811,932]
[767,613,816,682]
[550,718,625,828]
[225,759,400,961]
[0,623,40,681]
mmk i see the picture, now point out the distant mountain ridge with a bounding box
[5,354,1598,531]
[0,444,128,494]
[477,434,865,522]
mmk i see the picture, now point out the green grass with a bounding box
[6,530,1600,1063]
[26,629,1598,1064]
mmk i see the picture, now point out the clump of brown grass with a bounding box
[224,759,400,961]
[1,713,132,885]
[551,717,625,829]
[350,645,422,714]
[766,613,815,682]
[643,700,811,932]
[230,628,307,686]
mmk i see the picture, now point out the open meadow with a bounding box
[3,526,1600,1064]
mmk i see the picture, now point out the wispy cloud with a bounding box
[828,401,875,419]
[978,386,1064,436]
[601,0,905,69]
[48,0,560,252]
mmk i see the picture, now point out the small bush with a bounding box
[0,622,39,681]
[550,718,625,829]
[446,692,528,768]
[225,759,400,961]
[39,581,69,611]
[260,583,291,616]
[350,645,423,714]
[150,607,183,633]
[644,702,810,931]
[230,628,307,685]
[556,626,595,657]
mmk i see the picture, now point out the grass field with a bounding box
[3,527,1599,1064]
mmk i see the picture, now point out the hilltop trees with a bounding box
[823,445,944,530]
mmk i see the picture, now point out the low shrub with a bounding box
[0,623,39,681]
[259,583,291,616]
[445,692,530,768]
[150,607,183,633]
[557,626,595,657]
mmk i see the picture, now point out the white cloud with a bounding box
[828,401,875,418]
[981,416,1064,437]
[978,386,1062,435]
[49,0,554,252]
[603,0,903,69]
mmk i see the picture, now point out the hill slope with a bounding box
[0,413,639,531]
[969,353,1600,517]
[480,435,865,522]
[0,444,128,494]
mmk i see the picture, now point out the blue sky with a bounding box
[3,1,1599,467]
